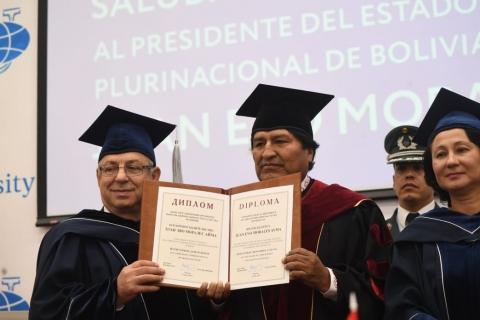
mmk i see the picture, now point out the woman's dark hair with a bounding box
[250,129,320,171]
[423,127,480,205]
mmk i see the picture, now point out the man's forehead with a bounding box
[99,152,151,164]
[394,161,424,169]
[253,129,295,139]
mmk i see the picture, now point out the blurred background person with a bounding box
[384,125,437,239]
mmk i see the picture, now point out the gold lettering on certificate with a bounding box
[235,224,282,237]
[171,198,215,209]
[238,197,280,209]
[165,223,217,238]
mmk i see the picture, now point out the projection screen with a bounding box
[37,0,480,222]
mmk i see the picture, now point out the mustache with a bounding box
[260,161,282,167]
[401,183,418,189]
[110,182,135,190]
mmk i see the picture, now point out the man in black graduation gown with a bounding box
[29,106,215,320]
[383,125,437,239]
[220,84,391,320]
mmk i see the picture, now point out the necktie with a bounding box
[406,212,419,225]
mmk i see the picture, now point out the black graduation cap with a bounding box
[78,105,176,164]
[414,88,480,146]
[384,125,425,164]
[236,84,334,139]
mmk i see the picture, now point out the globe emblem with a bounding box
[0,290,29,311]
[0,21,30,74]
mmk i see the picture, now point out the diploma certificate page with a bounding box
[142,176,299,290]
[230,185,293,289]
[152,188,230,287]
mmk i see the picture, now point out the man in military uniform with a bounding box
[384,125,437,239]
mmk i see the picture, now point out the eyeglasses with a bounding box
[98,164,154,177]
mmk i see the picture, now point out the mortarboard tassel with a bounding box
[172,139,183,183]
[346,292,358,320]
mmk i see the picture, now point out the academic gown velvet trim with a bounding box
[30,210,150,320]
[37,217,140,262]
[387,203,440,241]
[385,208,480,320]
[262,180,370,320]
[222,179,390,320]
[397,208,480,243]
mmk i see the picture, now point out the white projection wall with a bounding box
[45,0,480,216]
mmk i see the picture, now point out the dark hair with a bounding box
[289,129,320,171]
[250,129,320,171]
[423,127,480,205]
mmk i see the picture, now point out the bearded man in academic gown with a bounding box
[29,106,216,320]
[218,84,392,320]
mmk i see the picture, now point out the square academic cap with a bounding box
[236,84,334,139]
[78,105,176,164]
[384,125,425,164]
[414,88,480,146]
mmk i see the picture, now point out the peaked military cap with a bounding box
[384,125,425,164]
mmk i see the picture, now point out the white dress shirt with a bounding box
[396,200,436,232]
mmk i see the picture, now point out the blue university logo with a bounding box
[0,7,30,74]
[0,276,29,311]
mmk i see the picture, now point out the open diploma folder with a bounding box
[139,173,301,290]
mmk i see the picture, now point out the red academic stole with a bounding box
[262,180,367,320]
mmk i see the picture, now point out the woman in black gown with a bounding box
[384,87,480,320]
